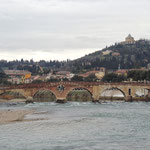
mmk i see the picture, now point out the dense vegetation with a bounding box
[102,73,127,82]
[0,59,67,75]
[127,70,150,81]
[0,69,11,85]
[102,70,150,82]
[65,39,150,73]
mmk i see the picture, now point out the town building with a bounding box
[102,50,112,56]
[115,69,128,76]
[55,71,74,80]
[80,67,106,80]
[4,70,32,84]
[112,52,120,56]
[32,75,47,82]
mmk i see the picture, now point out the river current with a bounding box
[0,101,150,150]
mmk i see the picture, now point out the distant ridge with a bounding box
[64,39,150,73]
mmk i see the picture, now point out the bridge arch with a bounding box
[33,89,57,102]
[0,91,26,100]
[66,87,93,102]
[135,88,149,97]
[100,87,126,100]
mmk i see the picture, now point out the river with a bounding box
[0,101,150,150]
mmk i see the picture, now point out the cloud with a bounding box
[0,0,150,60]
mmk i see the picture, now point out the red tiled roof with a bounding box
[4,70,31,76]
[80,71,100,77]
[115,69,128,73]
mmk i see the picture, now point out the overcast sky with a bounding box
[0,0,150,61]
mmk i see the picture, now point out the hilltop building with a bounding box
[121,34,135,44]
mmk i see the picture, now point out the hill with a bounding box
[0,38,150,75]
[65,39,150,73]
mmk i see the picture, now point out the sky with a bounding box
[0,0,150,61]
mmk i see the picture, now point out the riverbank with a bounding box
[0,98,26,103]
[0,109,35,125]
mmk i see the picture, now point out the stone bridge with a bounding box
[0,82,150,102]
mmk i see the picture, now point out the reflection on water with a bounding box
[1,101,150,150]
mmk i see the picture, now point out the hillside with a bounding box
[0,39,150,75]
[65,39,150,73]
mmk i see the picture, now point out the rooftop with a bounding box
[4,70,31,76]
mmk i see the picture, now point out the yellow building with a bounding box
[125,34,135,44]
[80,68,106,80]
[95,71,105,80]
[121,34,135,44]
[115,69,128,76]
[102,50,112,56]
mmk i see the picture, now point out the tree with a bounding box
[62,78,69,81]
[0,68,11,85]
[127,70,150,81]
[0,72,7,79]
[102,73,126,82]
[84,74,98,82]
[47,78,60,82]
[71,75,84,81]
[32,80,43,84]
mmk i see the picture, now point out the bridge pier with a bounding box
[145,90,150,101]
[148,91,150,98]
[125,96,133,102]
[56,98,67,104]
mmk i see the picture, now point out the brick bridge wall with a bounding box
[0,82,150,101]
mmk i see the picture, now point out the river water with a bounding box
[0,101,150,150]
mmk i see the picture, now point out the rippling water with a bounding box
[1,101,150,150]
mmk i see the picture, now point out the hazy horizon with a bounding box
[0,0,150,61]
